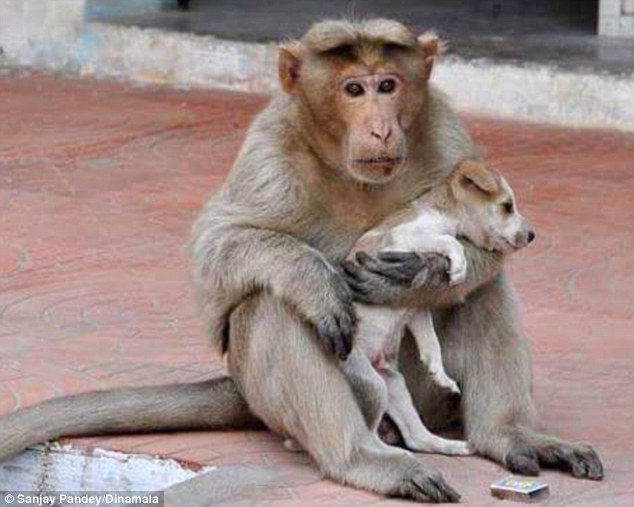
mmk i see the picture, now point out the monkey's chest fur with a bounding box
[300,180,420,261]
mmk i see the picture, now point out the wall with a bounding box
[599,0,634,37]
[0,0,86,72]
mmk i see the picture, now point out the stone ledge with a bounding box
[85,22,634,131]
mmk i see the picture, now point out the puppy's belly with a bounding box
[354,303,411,364]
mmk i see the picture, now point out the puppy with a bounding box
[343,159,535,455]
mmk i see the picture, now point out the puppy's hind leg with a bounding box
[381,366,472,456]
[341,348,389,432]
[408,310,460,395]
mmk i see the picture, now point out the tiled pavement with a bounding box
[0,71,632,506]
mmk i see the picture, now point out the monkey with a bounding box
[0,19,603,504]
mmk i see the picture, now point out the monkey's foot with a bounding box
[390,467,461,503]
[505,440,603,480]
[505,446,541,476]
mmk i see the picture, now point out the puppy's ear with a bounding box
[418,31,446,80]
[452,160,499,198]
[278,40,304,94]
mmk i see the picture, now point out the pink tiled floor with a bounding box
[0,71,632,505]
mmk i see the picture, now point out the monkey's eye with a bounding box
[344,82,364,97]
[378,78,397,94]
[502,201,514,214]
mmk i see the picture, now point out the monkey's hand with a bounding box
[296,263,357,361]
[343,251,450,305]
[343,242,503,307]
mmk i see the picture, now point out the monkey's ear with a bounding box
[278,41,304,94]
[452,160,499,198]
[418,31,446,80]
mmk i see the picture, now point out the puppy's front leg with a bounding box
[408,310,460,395]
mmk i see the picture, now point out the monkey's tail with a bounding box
[0,376,261,462]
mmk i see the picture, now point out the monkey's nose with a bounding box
[370,126,392,144]
[527,230,536,243]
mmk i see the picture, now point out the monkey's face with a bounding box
[278,20,442,185]
[295,55,427,185]
[452,161,535,253]
[333,70,419,184]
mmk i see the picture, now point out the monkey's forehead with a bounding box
[302,19,418,53]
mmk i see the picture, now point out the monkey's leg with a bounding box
[228,293,461,503]
[380,366,471,456]
[408,310,460,394]
[426,274,603,479]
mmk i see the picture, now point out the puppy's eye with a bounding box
[502,201,514,214]
[344,82,364,97]
[378,78,396,94]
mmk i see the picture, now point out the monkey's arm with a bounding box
[343,240,503,308]
[192,222,355,359]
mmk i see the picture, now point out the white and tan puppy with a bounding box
[343,159,535,455]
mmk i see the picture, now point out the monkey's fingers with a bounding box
[361,251,451,289]
[336,308,356,357]
[376,251,421,263]
[400,469,461,503]
[410,253,451,289]
[505,447,541,476]
[535,442,604,480]
[341,261,370,293]
[342,260,403,305]
[355,252,418,285]
[315,304,356,361]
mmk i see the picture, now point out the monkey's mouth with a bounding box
[351,156,404,166]
[347,155,406,183]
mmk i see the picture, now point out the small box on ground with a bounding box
[490,476,550,502]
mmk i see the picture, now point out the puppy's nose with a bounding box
[527,230,536,243]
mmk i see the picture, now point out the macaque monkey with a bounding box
[0,19,602,504]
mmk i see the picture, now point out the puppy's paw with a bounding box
[447,250,468,286]
[409,435,473,456]
[427,366,461,395]
[442,440,473,456]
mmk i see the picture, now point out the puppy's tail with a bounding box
[0,376,260,462]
